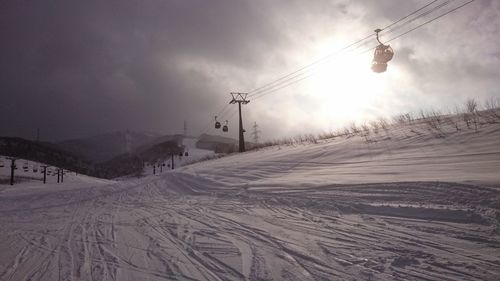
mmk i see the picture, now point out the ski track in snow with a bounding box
[0,175,499,281]
[1,124,500,280]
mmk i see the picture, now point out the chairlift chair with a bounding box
[371,29,394,73]
[222,120,229,132]
[214,116,221,129]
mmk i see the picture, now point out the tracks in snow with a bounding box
[0,174,499,280]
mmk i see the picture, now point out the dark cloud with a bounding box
[0,0,287,140]
[0,0,498,141]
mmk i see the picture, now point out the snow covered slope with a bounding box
[0,122,499,280]
[181,120,500,187]
[140,136,215,176]
[0,157,112,189]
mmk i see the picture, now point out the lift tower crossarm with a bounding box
[229,92,250,152]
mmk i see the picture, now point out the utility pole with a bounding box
[8,158,16,186]
[252,122,260,144]
[229,92,250,152]
[171,148,188,170]
[61,169,64,183]
[57,169,60,183]
[41,165,48,184]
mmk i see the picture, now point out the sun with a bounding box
[306,50,390,127]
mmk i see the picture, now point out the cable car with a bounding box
[222,120,229,132]
[371,29,394,73]
[184,151,189,157]
[214,116,221,129]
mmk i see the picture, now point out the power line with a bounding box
[202,0,476,134]
[250,0,457,101]
[246,0,444,98]
[386,0,475,44]
[247,33,375,96]
[250,0,475,103]
[382,0,453,35]
[381,0,440,31]
[203,1,446,134]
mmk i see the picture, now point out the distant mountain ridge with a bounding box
[56,130,162,163]
[0,131,241,179]
[0,137,93,175]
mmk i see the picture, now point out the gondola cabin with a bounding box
[371,29,394,73]
[214,116,221,129]
[372,44,394,73]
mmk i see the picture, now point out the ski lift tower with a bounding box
[7,157,16,185]
[229,92,250,152]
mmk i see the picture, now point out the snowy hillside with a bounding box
[141,136,216,176]
[182,119,500,187]
[0,121,499,280]
[0,157,113,189]
[57,131,162,163]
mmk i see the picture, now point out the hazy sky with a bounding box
[1,0,499,142]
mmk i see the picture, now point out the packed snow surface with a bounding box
[1,124,499,280]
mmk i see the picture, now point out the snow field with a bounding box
[1,121,499,280]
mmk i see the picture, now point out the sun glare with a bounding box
[306,50,389,127]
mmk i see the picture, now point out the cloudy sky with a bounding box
[1,0,499,142]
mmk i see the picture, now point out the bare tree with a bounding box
[465,98,479,132]
[369,121,380,135]
[466,98,478,113]
[452,105,462,131]
[350,122,360,134]
[361,123,371,142]
[404,113,414,124]
[378,117,390,138]
[484,97,500,123]
[342,127,351,136]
